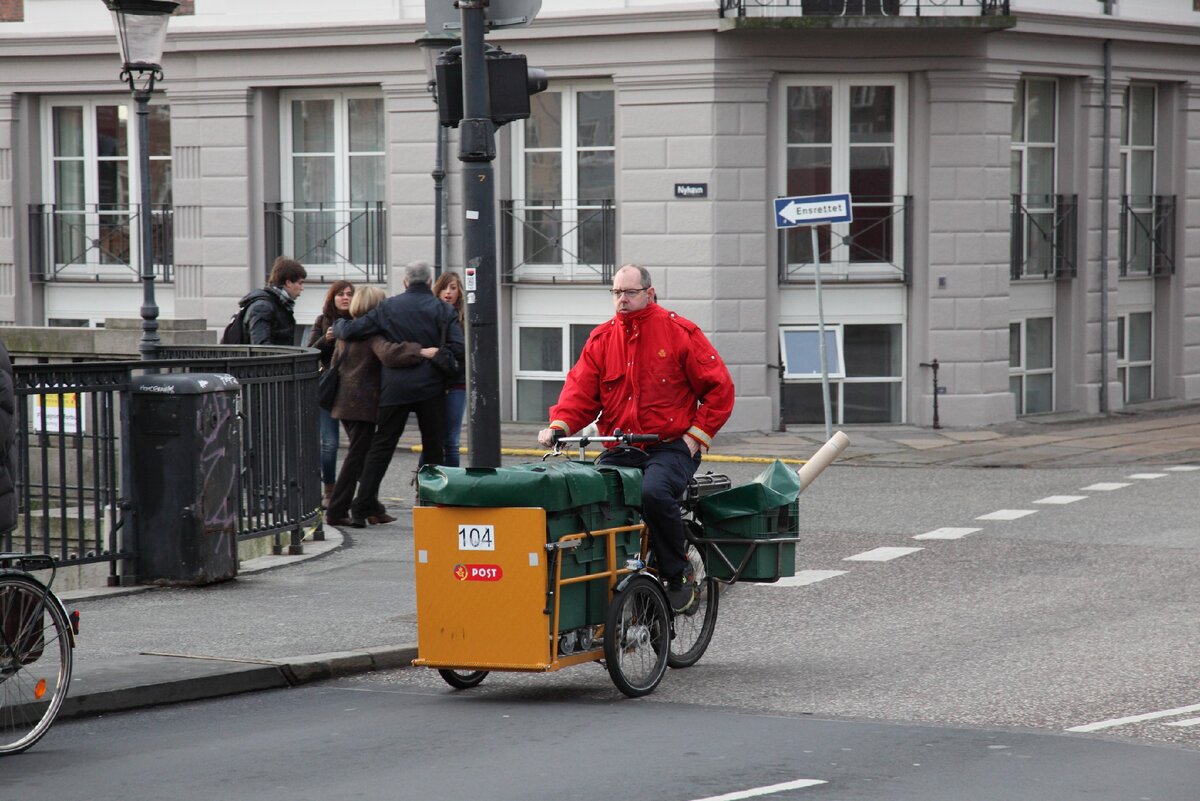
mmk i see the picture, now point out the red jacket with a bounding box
[549,303,734,450]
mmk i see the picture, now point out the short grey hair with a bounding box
[617,263,652,289]
[405,260,433,286]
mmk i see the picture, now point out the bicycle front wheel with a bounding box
[604,575,670,698]
[668,543,719,669]
[0,574,73,755]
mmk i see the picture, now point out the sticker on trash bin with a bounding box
[457,524,495,551]
[453,563,503,582]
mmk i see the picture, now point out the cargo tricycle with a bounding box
[412,431,844,697]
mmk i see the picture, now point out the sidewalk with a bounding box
[53,402,1200,722]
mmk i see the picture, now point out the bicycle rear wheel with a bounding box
[604,575,670,698]
[0,574,73,755]
[668,543,719,669]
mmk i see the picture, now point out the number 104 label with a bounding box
[458,524,495,551]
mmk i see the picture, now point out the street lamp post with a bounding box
[417,33,459,278]
[102,0,178,361]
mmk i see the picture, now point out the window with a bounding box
[1120,84,1157,276]
[41,98,171,279]
[513,323,595,421]
[781,77,908,280]
[279,90,385,280]
[780,323,903,424]
[1011,79,1060,278]
[1117,312,1153,404]
[510,86,616,281]
[1009,317,1054,415]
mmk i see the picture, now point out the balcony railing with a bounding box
[1010,194,1077,280]
[1119,194,1175,277]
[719,0,1010,18]
[29,204,173,283]
[500,199,616,285]
[264,201,388,284]
[778,195,912,284]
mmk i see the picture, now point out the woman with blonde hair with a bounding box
[431,271,466,467]
[325,286,436,526]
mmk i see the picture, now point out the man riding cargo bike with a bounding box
[537,264,735,614]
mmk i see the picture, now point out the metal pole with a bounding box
[811,225,832,440]
[134,85,159,361]
[458,1,501,467]
[432,119,446,276]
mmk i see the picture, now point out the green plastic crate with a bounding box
[701,500,799,582]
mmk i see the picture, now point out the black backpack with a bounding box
[219,302,251,345]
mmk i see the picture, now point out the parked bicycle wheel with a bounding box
[668,540,719,669]
[0,574,73,755]
[438,669,488,690]
[604,574,670,697]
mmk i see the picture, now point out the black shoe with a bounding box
[666,569,698,615]
[348,517,368,529]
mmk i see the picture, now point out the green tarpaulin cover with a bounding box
[697,459,800,522]
[418,460,616,511]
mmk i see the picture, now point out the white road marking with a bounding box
[1164,717,1200,728]
[1164,465,1200,472]
[690,778,828,801]
[1067,701,1200,732]
[1081,482,1130,491]
[753,569,847,587]
[1034,495,1088,505]
[912,527,981,540]
[1127,473,1168,480]
[975,509,1037,521]
[844,546,924,562]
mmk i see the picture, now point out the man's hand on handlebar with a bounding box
[536,428,562,448]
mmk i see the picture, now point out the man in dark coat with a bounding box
[333,260,465,525]
[0,338,17,534]
[239,257,307,345]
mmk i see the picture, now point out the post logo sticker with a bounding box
[453,563,503,582]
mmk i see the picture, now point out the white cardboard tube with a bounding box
[797,430,850,492]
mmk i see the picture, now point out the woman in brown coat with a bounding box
[325,286,435,527]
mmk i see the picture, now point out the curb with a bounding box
[59,643,419,721]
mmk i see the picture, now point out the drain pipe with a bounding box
[1098,6,1113,413]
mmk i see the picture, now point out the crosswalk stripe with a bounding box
[913,527,981,540]
[1127,473,1168,480]
[754,569,848,587]
[1081,482,1130,491]
[1067,701,1200,732]
[844,546,923,562]
[1034,495,1088,504]
[1163,465,1200,472]
[1164,716,1200,727]
[975,509,1037,521]
[690,778,828,801]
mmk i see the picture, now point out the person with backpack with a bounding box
[232,257,307,346]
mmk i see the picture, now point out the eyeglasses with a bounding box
[610,288,647,298]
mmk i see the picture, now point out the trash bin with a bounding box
[130,373,240,585]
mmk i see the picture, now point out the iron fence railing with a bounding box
[28,204,173,283]
[719,0,1009,17]
[264,201,388,284]
[777,195,912,284]
[500,199,616,285]
[1119,194,1175,277]
[1010,193,1077,280]
[6,346,321,583]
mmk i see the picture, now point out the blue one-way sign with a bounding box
[773,193,853,228]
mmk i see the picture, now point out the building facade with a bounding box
[1,0,1198,431]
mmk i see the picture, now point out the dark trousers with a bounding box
[351,396,445,519]
[326,419,375,520]
[597,439,701,580]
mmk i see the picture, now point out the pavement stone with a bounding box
[38,402,1200,723]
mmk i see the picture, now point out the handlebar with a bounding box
[546,429,661,458]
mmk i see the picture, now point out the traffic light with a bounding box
[435,46,549,128]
